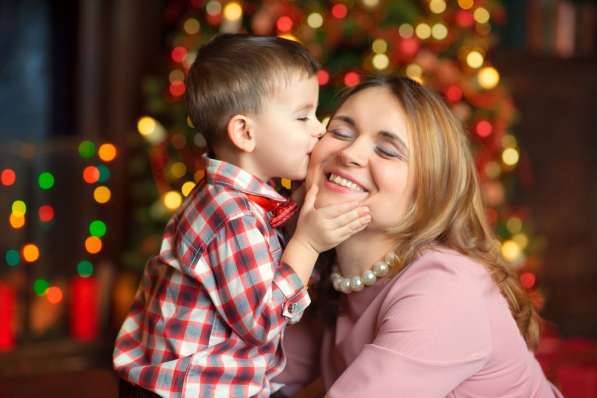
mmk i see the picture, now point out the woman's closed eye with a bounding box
[375,144,402,159]
[328,128,353,139]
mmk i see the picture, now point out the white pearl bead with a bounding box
[340,278,352,294]
[362,270,377,286]
[373,261,389,277]
[332,275,343,291]
[384,251,398,267]
[350,276,364,292]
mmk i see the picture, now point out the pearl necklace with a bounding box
[331,251,398,294]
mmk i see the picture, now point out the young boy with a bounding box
[113,34,370,398]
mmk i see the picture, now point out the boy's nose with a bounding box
[313,119,325,138]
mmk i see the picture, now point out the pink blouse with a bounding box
[276,247,563,397]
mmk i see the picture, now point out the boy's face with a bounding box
[251,74,324,181]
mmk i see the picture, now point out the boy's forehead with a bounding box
[270,72,319,106]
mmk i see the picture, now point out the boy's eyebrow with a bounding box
[331,115,408,150]
[294,103,316,112]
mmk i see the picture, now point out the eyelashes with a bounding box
[327,129,403,159]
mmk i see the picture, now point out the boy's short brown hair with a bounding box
[185,33,320,151]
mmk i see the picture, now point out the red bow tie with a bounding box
[244,193,299,228]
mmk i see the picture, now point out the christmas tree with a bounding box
[124,0,545,307]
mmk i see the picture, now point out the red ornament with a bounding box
[520,272,536,290]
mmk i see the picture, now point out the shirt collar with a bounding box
[204,156,287,202]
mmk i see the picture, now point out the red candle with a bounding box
[70,276,98,341]
[0,282,15,350]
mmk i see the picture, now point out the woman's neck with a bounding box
[335,230,398,278]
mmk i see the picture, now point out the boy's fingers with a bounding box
[302,183,318,212]
[320,202,368,219]
[332,210,371,229]
[339,216,371,237]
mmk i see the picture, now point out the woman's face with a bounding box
[309,86,413,231]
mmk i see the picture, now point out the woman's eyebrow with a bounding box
[379,130,408,151]
[332,115,357,128]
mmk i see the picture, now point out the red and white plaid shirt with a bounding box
[113,157,310,397]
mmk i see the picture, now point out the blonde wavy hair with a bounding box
[324,76,540,349]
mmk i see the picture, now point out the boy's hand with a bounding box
[292,182,371,254]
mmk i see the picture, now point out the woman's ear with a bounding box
[226,114,256,152]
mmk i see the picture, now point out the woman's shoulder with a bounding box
[383,246,494,304]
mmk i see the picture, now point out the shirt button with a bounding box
[288,303,297,313]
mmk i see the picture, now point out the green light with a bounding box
[97,164,111,183]
[38,172,55,190]
[89,220,107,237]
[33,278,49,296]
[5,250,20,266]
[78,140,96,159]
[77,260,94,277]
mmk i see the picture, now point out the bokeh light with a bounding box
[466,50,484,68]
[78,140,96,159]
[344,72,360,87]
[83,166,100,184]
[38,172,55,190]
[372,39,388,54]
[474,7,490,24]
[223,1,242,21]
[12,200,26,216]
[276,16,293,32]
[372,53,389,70]
[181,181,196,197]
[93,186,111,204]
[183,18,200,34]
[478,66,500,89]
[331,3,348,19]
[85,236,103,254]
[520,272,536,289]
[1,169,16,186]
[38,205,55,222]
[502,148,520,166]
[501,240,521,262]
[429,0,446,14]
[415,23,431,39]
[33,279,49,296]
[5,250,20,266]
[98,143,117,162]
[163,191,183,210]
[22,244,40,262]
[77,260,94,277]
[307,12,323,29]
[9,214,25,229]
[317,69,330,85]
[46,286,63,304]
[89,220,107,237]
[97,165,111,183]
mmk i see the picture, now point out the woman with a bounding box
[275,76,562,397]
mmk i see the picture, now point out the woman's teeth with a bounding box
[328,173,366,192]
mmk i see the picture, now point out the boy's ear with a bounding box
[226,114,256,152]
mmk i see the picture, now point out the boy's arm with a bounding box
[191,214,312,346]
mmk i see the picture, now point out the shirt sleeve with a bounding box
[326,261,492,397]
[187,214,310,346]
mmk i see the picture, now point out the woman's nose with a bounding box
[338,140,367,167]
